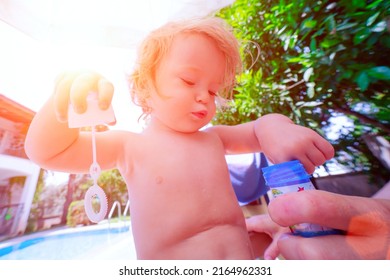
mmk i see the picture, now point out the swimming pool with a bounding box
[0,223,137,260]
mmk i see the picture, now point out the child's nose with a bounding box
[195,89,211,103]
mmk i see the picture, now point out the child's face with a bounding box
[148,33,226,133]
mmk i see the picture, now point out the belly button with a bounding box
[155,176,163,184]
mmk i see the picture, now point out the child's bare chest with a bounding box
[127,131,236,210]
[135,133,228,187]
[135,130,220,167]
[123,132,247,257]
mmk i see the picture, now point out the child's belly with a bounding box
[135,223,254,260]
[128,176,250,259]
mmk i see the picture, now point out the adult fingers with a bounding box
[268,190,383,232]
[278,232,390,259]
[277,233,361,259]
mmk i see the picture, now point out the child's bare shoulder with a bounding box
[106,129,143,145]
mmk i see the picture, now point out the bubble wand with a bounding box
[68,92,116,223]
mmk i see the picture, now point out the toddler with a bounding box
[25,17,334,259]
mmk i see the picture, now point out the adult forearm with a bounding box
[372,181,390,199]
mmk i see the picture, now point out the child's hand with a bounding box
[255,114,334,173]
[246,214,290,260]
[53,71,114,122]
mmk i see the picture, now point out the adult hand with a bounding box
[267,190,390,259]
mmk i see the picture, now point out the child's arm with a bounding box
[25,71,124,173]
[208,113,334,173]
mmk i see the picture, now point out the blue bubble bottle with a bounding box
[262,160,341,237]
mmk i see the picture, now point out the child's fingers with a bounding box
[301,131,334,173]
[70,72,100,114]
[305,147,326,168]
[246,215,287,260]
[264,238,281,260]
[297,156,315,174]
[247,216,308,260]
[54,73,75,122]
[54,72,67,85]
[246,214,281,235]
[97,78,114,110]
[248,232,273,259]
[314,136,334,160]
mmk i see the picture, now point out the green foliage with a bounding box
[216,0,389,178]
[97,169,128,217]
[77,169,128,218]
[66,200,90,227]
[26,169,46,233]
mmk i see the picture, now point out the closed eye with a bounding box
[181,78,195,86]
[208,90,217,96]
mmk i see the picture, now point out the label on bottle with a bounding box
[271,181,342,237]
[270,181,315,198]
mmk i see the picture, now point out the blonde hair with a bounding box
[128,16,242,115]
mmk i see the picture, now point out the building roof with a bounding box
[0,94,35,131]
[0,94,35,158]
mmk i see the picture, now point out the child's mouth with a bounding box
[191,110,207,119]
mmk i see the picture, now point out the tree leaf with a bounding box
[367,0,384,9]
[303,19,317,29]
[310,38,317,50]
[303,67,313,82]
[336,22,358,32]
[306,84,315,98]
[371,21,387,32]
[287,57,303,63]
[367,66,390,80]
[366,12,380,27]
[351,0,365,10]
[353,28,370,44]
[325,15,336,32]
[321,38,340,48]
[299,101,323,107]
[355,71,370,91]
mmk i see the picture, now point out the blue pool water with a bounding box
[0,224,137,260]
